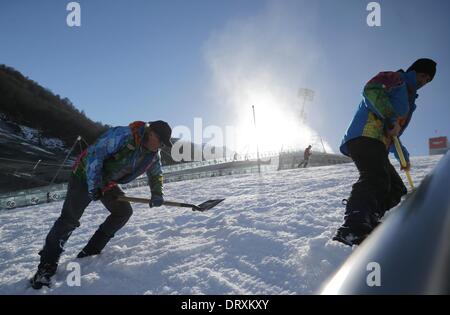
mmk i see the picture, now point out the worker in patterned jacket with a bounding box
[31,120,173,289]
[333,58,437,246]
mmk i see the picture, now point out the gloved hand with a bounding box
[401,161,411,171]
[88,188,103,201]
[149,195,164,208]
[386,120,401,137]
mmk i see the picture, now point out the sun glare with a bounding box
[232,88,322,157]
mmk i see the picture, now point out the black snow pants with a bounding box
[343,137,407,229]
[38,174,133,266]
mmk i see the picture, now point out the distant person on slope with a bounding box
[333,58,437,246]
[31,120,173,289]
[298,145,312,168]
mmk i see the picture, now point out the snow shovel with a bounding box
[117,195,225,212]
[393,136,415,190]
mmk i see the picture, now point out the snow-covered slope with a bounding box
[0,120,66,154]
[0,155,443,294]
[0,118,71,194]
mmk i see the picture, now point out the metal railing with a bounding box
[0,151,351,211]
[0,157,279,210]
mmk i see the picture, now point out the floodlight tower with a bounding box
[298,88,315,123]
[298,88,327,153]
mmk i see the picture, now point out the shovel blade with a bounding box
[195,199,225,211]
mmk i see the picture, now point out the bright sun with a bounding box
[232,88,322,157]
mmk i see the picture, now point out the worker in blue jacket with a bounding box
[334,58,437,246]
[31,120,173,289]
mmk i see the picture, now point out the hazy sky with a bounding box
[1,0,449,156]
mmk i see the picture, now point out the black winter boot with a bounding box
[77,230,111,258]
[333,196,377,246]
[333,221,373,246]
[30,262,58,289]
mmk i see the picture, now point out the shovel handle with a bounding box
[393,136,415,190]
[117,196,149,203]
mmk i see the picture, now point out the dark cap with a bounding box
[407,58,437,81]
[149,120,173,148]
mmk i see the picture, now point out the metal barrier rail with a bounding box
[0,152,349,211]
[0,161,278,210]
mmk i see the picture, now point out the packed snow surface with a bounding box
[0,155,443,294]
